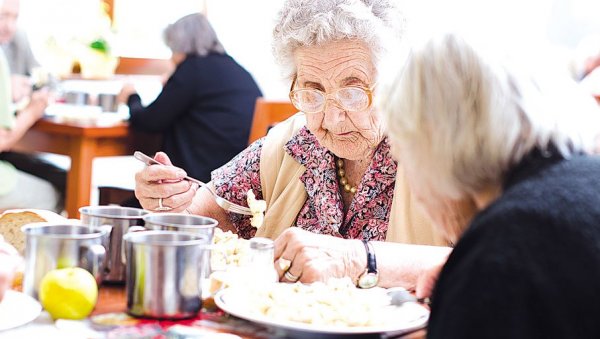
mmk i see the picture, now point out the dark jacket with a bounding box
[428,151,600,339]
[128,53,262,182]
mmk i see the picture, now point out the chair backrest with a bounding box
[248,97,297,144]
[115,57,173,75]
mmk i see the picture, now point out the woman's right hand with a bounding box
[134,152,198,212]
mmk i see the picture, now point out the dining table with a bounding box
[13,116,160,218]
[2,283,427,338]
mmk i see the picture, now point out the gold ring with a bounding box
[155,197,172,212]
[283,270,299,282]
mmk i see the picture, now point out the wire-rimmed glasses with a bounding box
[288,77,374,114]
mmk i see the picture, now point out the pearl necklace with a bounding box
[336,158,358,194]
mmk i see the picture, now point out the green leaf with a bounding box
[90,39,109,54]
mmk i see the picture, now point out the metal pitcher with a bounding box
[21,223,111,300]
[123,231,210,319]
[80,206,149,283]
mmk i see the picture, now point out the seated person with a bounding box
[0,0,66,206]
[379,31,600,338]
[0,50,59,212]
[134,0,454,291]
[118,13,263,184]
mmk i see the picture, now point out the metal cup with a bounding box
[21,223,111,300]
[142,213,218,297]
[123,231,210,319]
[80,206,149,283]
[64,91,90,105]
[98,93,119,112]
[142,213,218,240]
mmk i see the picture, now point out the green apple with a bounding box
[39,267,98,320]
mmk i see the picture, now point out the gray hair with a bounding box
[378,32,600,199]
[163,13,225,56]
[272,0,405,80]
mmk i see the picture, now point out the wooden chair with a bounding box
[248,98,297,144]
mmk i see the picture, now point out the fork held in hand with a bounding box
[133,151,252,215]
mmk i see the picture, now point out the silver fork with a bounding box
[133,151,253,215]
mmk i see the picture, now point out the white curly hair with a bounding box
[272,0,406,81]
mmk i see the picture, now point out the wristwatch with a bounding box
[357,240,378,289]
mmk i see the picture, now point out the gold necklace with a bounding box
[336,158,358,194]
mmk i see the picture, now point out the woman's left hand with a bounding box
[273,228,364,284]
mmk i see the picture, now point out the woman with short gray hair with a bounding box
[163,13,225,57]
[379,31,600,338]
[135,0,453,291]
[119,13,262,185]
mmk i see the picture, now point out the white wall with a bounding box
[205,0,289,100]
[19,0,600,99]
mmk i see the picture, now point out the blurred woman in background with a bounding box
[119,13,262,184]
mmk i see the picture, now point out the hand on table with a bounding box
[273,228,363,284]
[135,152,198,213]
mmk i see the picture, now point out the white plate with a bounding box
[214,287,429,336]
[0,290,42,331]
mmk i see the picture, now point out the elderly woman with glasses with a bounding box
[134,0,454,289]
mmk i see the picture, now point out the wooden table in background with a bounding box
[15,118,160,218]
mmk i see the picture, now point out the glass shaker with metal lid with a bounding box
[248,237,278,285]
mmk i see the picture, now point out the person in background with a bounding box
[0,236,19,302]
[0,0,66,209]
[0,47,58,212]
[135,0,455,291]
[118,12,263,186]
[379,31,600,338]
[0,0,36,103]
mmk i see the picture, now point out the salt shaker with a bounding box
[248,237,278,285]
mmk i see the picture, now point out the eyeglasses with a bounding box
[288,77,374,114]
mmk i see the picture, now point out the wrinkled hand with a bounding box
[10,75,32,103]
[273,228,362,284]
[117,83,137,104]
[415,261,444,299]
[134,152,198,212]
[0,238,19,302]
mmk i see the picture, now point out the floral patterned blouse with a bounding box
[211,126,397,241]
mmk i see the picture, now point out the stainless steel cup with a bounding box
[80,206,149,283]
[143,213,218,297]
[21,223,111,300]
[142,213,218,239]
[98,93,118,112]
[123,231,210,319]
[64,91,90,105]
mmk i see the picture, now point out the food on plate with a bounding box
[246,189,266,228]
[205,229,251,298]
[224,278,410,328]
[0,209,67,254]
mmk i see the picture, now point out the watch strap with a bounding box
[362,240,377,274]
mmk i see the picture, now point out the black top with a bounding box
[127,53,262,182]
[428,151,600,339]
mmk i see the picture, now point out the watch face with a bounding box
[358,272,378,289]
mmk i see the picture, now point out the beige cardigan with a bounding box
[255,113,448,246]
